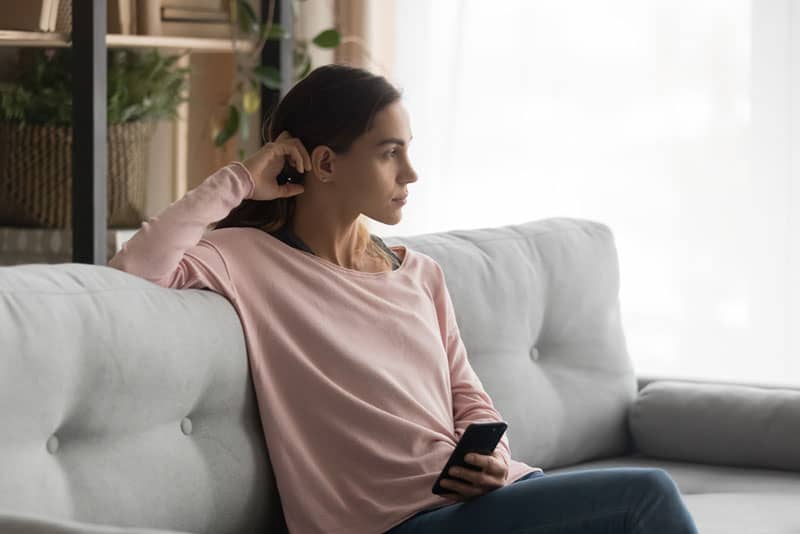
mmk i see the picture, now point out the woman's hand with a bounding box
[241,130,312,201]
[439,449,509,502]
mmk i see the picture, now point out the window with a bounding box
[376,0,800,386]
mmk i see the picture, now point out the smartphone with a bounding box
[431,421,508,495]
[276,159,306,186]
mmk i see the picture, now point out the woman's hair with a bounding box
[211,63,403,269]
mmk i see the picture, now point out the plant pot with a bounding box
[0,121,154,229]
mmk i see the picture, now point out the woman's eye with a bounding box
[384,150,397,158]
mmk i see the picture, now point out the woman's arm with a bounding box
[108,162,255,299]
[431,261,513,473]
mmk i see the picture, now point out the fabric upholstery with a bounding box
[0,511,192,534]
[1,216,797,533]
[547,455,800,495]
[0,264,284,533]
[385,217,638,471]
[629,380,800,471]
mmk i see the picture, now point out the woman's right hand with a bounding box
[241,130,312,201]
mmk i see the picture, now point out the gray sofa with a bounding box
[1,217,799,534]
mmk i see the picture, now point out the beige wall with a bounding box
[334,0,395,81]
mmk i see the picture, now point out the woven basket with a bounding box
[0,121,154,228]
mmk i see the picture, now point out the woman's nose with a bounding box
[404,163,419,183]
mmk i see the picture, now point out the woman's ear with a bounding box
[312,146,336,183]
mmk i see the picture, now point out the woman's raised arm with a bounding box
[109,131,310,299]
[108,162,255,297]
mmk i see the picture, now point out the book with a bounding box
[0,0,53,32]
[109,0,133,34]
[47,0,59,31]
[137,0,232,38]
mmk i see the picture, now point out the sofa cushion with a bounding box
[683,494,800,534]
[546,455,800,495]
[0,510,192,534]
[548,457,800,533]
[385,217,638,470]
[629,380,800,470]
[0,264,283,533]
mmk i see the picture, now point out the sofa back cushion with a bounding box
[385,217,637,469]
[0,264,281,533]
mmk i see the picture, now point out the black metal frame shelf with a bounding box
[0,0,291,265]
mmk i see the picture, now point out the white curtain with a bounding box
[371,0,800,387]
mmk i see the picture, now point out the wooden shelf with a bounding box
[0,30,253,52]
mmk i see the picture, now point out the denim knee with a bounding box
[638,468,681,495]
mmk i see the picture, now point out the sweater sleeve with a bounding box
[430,261,513,478]
[108,162,256,300]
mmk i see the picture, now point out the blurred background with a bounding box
[375,0,800,389]
[0,0,797,388]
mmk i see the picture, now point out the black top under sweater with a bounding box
[268,223,402,271]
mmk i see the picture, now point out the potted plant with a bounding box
[213,0,343,155]
[0,47,189,228]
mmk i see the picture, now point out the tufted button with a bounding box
[180,417,193,436]
[529,345,540,361]
[46,435,59,454]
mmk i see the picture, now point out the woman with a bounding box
[109,64,698,534]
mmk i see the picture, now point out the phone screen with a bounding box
[431,421,508,495]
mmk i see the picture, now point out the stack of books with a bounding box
[0,1,235,38]
[0,0,138,35]
[0,0,65,33]
[138,0,233,38]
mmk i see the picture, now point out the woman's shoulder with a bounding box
[197,226,269,259]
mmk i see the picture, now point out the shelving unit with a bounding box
[0,0,290,266]
[0,30,253,52]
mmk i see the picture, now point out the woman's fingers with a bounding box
[448,461,505,490]
[272,131,311,173]
[279,144,303,172]
[280,182,305,197]
[439,478,483,498]
[465,453,506,479]
[291,138,312,171]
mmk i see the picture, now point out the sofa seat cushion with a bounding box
[682,493,800,534]
[547,457,800,533]
[545,455,800,494]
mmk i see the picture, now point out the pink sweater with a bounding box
[108,163,541,534]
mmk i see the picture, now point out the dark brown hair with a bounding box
[211,63,403,268]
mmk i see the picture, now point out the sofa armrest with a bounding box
[628,379,800,472]
[0,511,193,534]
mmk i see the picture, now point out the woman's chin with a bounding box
[369,211,403,225]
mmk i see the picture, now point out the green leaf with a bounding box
[237,0,259,35]
[252,65,282,90]
[0,48,189,126]
[214,105,240,146]
[294,51,311,81]
[240,108,250,142]
[312,29,340,48]
[260,23,288,40]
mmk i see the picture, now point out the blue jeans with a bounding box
[385,467,699,533]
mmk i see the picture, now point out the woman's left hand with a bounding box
[439,450,509,502]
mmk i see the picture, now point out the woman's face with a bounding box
[324,100,418,225]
